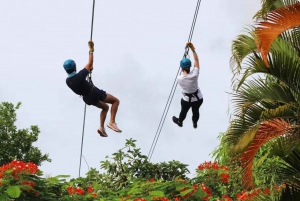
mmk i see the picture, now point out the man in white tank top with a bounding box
[173,42,203,128]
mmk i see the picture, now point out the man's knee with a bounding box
[115,98,120,105]
[103,103,109,111]
[97,101,109,111]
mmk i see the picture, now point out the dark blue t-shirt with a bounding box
[66,68,93,96]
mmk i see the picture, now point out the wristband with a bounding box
[89,51,94,54]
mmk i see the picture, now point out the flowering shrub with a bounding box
[0,159,284,200]
[0,160,41,199]
[193,161,233,200]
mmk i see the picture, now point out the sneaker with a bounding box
[97,127,108,137]
[107,122,122,133]
[172,116,183,127]
[192,118,197,129]
[193,122,197,129]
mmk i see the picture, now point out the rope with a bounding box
[147,0,202,161]
[79,0,96,177]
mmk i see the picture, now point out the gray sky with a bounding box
[0,0,261,178]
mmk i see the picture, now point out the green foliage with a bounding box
[225,0,300,199]
[0,102,51,166]
[0,139,250,201]
[6,186,21,198]
[99,138,190,190]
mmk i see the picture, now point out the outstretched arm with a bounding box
[192,49,199,69]
[186,42,199,69]
[85,41,94,72]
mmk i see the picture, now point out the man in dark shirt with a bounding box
[64,41,122,137]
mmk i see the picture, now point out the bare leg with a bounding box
[103,93,120,123]
[95,101,109,128]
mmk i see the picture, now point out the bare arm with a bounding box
[85,52,94,72]
[186,42,199,69]
[192,50,199,69]
[85,41,94,72]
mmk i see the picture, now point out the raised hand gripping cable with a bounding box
[79,0,96,177]
[147,0,202,161]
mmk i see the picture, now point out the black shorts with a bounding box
[83,86,107,106]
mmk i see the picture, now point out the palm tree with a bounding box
[225,1,300,193]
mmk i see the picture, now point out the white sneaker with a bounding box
[107,122,122,133]
[97,127,108,137]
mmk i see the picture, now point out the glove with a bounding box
[88,41,94,52]
[186,42,195,51]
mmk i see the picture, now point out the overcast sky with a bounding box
[0,0,261,178]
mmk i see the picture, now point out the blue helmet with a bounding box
[63,59,76,71]
[180,58,191,69]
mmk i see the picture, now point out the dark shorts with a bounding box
[83,86,107,106]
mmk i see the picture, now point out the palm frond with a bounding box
[230,28,258,80]
[237,38,300,95]
[279,184,300,201]
[276,148,300,188]
[280,26,300,55]
[270,134,300,158]
[256,2,300,66]
[245,183,300,201]
[239,119,294,188]
[226,94,297,154]
[233,78,297,114]
[254,0,299,20]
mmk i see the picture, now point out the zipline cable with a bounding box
[147,0,202,161]
[79,0,96,177]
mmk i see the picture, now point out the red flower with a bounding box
[212,162,218,170]
[87,187,93,193]
[75,187,85,195]
[220,173,230,183]
[237,192,248,201]
[203,161,212,169]
[222,195,232,201]
[67,186,74,195]
[198,164,204,170]
[150,178,155,182]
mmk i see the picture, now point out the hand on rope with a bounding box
[186,42,196,51]
[88,40,94,53]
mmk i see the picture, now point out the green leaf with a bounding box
[55,174,70,178]
[176,185,187,191]
[6,186,21,198]
[255,150,270,166]
[194,189,206,197]
[180,188,193,197]
[0,194,10,201]
[5,170,13,174]
[149,191,165,197]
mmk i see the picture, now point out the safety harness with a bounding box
[183,88,201,102]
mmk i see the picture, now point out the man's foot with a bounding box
[97,127,108,137]
[107,122,122,133]
[172,116,183,127]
